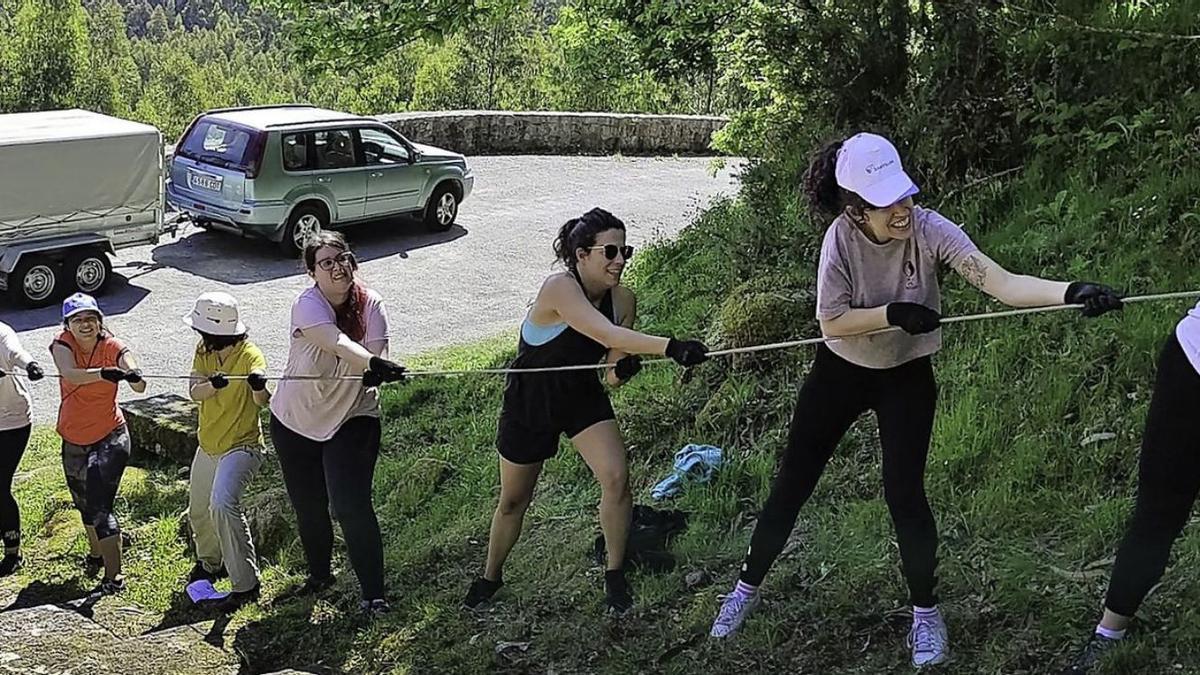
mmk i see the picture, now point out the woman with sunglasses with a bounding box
[50,293,146,594]
[270,231,407,617]
[707,133,1123,667]
[463,207,710,616]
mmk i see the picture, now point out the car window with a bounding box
[359,128,410,166]
[282,132,310,171]
[177,119,265,172]
[314,129,358,170]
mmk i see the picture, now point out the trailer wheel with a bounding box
[66,248,113,296]
[8,254,61,308]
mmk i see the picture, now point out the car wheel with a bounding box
[281,205,327,257]
[66,248,113,295]
[424,183,458,232]
[8,254,61,308]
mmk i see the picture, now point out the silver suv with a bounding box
[166,105,474,255]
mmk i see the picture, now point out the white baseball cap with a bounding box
[835,132,919,207]
[183,291,246,336]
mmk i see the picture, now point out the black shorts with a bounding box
[496,393,616,465]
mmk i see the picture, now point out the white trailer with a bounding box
[0,109,166,307]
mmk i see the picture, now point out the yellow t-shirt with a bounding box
[193,340,267,455]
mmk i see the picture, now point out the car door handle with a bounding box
[316,177,332,183]
[370,172,383,178]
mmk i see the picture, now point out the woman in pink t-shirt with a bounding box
[269,231,406,618]
[708,133,1124,666]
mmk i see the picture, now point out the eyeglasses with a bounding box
[587,245,634,261]
[314,251,356,271]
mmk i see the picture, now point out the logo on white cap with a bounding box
[835,133,919,208]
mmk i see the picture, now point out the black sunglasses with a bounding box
[587,244,634,261]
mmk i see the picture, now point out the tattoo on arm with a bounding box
[958,254,988,289]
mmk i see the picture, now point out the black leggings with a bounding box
[270,415,385,600]
[740,345,940,607]
[1,425,32,549]
[1105,334,1200,617]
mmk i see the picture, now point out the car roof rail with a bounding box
[265,116,371,129]
[207,104,319,114]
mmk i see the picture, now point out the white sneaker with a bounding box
[709,588,761,638]
[907,610,949,667]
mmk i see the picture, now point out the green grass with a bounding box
[5,138,1200,674]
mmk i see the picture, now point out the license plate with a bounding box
[188,171,223,192]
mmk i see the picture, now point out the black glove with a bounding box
[614,355,642,382]
[1065,282,1124,317]
[208,373,229,389]
[100,368,127,383]
[125,369,144,384]
[26,362,44,381]
[886,302,942,335]
[665,338,709,367]
[362,369,384,387]
[367,356,407,383]
[246,372,268,392]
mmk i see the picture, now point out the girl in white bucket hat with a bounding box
[183,291,270,612]
[709,133,1125,667]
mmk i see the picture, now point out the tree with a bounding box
[9,0,93,111]
[260,0,523,69]
[146,3,168,40]
[82,0,140,115]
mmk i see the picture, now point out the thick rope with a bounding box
[5,290,1198,382]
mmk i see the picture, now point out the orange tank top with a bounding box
[52,331,128,446]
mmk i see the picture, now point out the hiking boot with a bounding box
[211,584,260,614]
[604,569,634,617]
[360,598,391,618]
[100,576,126,595]
[463,576,503,609]
[187,561,227,584]
[908,610,950,668]
[0,554,21,577]
[1061,634,1121,674]
[709,586,761,638]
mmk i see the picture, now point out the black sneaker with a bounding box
[187,561,227,584]
[463,576,503,609]
[360,598,391,618]
[210,584,260,613]
[0,554,21,577]
[100,576,126,595]
[83,554,104,576]
[1061,633,1122,674]
[276,574,336,603]
[604,569,633,617]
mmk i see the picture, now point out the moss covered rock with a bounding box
[709,273,818,370]
[121,393,198,467]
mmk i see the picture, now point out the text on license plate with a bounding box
[188,172,223,192]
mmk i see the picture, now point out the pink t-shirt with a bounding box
[270,285,390,441]
[816,206,979,369]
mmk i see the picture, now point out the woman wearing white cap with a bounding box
[50,292,146,594]
[708,133,1123,666]
[184,291,269,612]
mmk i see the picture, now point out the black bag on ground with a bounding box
[591,504,688,573]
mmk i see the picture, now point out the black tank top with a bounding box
[502,273,616,426]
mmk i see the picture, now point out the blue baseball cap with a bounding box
[62,292,102,320]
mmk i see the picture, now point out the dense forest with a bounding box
[0,0,737,140]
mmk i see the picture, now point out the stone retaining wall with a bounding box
[378,110,728,156]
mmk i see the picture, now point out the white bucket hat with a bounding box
[183,291,247,336]
[835,132,919,207]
